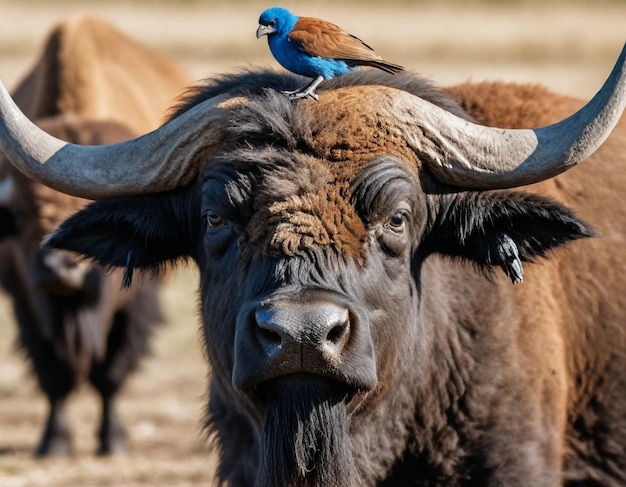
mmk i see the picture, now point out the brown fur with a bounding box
[244,153,369,265]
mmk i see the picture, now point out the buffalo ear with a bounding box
[44,189,199,288]
[420,191,595,284]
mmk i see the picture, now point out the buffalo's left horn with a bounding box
[390,43,626,189]
[0,81,233,199]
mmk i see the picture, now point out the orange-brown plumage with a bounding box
[288,17,403,74]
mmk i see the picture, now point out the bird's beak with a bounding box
[256,24,275,38]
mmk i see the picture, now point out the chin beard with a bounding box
[256,378,357,487]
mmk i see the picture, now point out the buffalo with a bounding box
[0,33,625,485]
[0,15,191,456]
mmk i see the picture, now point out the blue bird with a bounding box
[257,7,404,100]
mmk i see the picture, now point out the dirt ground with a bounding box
[0,1,624,486]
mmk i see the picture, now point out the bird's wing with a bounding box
[288,17,383,62]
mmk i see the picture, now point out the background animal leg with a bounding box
[36,396,73,457]
[88,298,159,455]
[95,393,128,456]
[89,356,129,455]
[88,313,131,456]
[18,327,77,457]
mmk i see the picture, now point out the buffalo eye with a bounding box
[206,210,225,229]
[387,211,408,232]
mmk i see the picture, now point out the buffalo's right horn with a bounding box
[0,80,234,199]
[399,43,626,189]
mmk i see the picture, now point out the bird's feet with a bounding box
[281,88,319,101]
[281,75,324,102]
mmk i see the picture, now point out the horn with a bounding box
[390,43,626,189]
[0,80,234,199]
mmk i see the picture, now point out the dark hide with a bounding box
[0,114,164,456]
[45,68,626,485]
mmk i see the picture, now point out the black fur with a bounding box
[1,251,163,456]
[259,379,356,487]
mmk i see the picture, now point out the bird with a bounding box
[256,7,404,101]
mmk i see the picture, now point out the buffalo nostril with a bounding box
[254,309,288,357]
[257,325,283,353]
[321,313,351,365]
[326,322,349,345]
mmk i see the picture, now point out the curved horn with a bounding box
[390,43,626,189]
[0,81,235,199]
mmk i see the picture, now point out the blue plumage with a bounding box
[257,7,404,100]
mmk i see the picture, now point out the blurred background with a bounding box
[0,0,624,485]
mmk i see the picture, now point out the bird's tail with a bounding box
[361,60,405,74]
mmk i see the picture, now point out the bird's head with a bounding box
[257,7,298,39]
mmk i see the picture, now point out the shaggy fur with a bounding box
[259,379,356,487]
[45,66,626,485]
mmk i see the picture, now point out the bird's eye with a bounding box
[388,211,407,230]
[268,19,276,27]
[206,210,225,229]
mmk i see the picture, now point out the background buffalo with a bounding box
[0,14,191,459]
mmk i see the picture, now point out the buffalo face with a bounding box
[196,152,425,486]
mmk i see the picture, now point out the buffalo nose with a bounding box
[233,298,379,391]
[254,304,351,365]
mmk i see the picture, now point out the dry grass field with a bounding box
[0,1,624,485]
